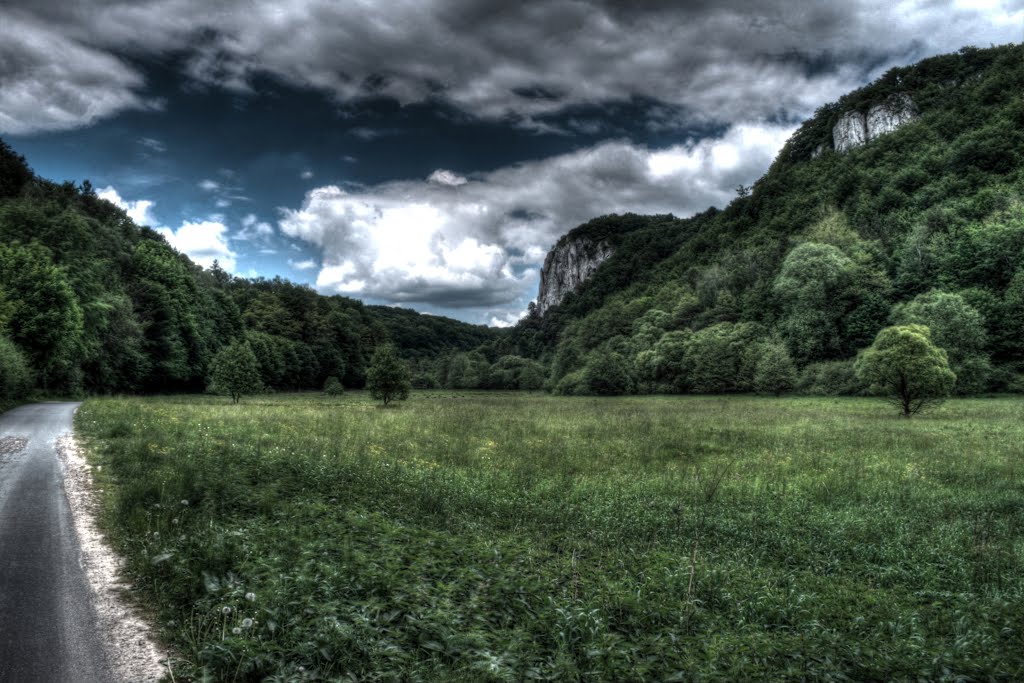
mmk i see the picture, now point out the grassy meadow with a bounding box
[76,393,1024,682]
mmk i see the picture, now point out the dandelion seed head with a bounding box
[232,627,242,635]
[245,592,256,602]
[221,606,232,615]
[242,618,253,628]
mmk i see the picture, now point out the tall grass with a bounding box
[77,393,1024,681]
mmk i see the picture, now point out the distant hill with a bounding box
[488,43,1024,395]
[0,142,496,398]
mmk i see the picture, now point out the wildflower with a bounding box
[232,627,242,635]
[241,618,253,628]
[221,606,232,615]
[245,592,256,602]
[180,500,189,506]
[171,518,179,525]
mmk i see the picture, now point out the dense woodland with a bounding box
[488,44,1024,396]
[0,152,495,402]
[1,44,1023,402]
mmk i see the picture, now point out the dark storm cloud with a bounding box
[2,0,1020,134]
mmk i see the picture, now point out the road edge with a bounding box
[57,432,172,683]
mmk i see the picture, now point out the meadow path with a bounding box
[0,402,113,682]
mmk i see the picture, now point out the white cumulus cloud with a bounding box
[96,185,159,226]
[156,220,237,271]
[279,121,793,315]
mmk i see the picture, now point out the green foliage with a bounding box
[0,241,83,391]
[753,340,797,395]
[685,322,765,393]
[0,139,32,199]
[209,341,262,403]
[488,355,546,390]
[322,376,344,395]
[796,360,864,396]
[890,289,991,393]
[635,329,692,393]
[582,348,632,395]
[498,44,1023,397]
[855,324,956,417]
[0,140,492,396]
[0,335,32,401]
[773,242,855,362]
[79,393,1024,681]
[366,346,412,406]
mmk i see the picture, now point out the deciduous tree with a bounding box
[209,340,262,403]
[367,346,412,406]
[854,324,955,417]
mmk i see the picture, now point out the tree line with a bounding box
[0,140,494,404]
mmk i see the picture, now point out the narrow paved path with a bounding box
[0,402,112,682]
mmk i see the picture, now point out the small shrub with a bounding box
[323,376,344,395]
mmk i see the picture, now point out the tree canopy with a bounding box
[855,325,956,417]
[366,346,412,406]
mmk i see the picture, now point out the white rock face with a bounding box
[833,111,868,153]
[832,93,919,153]
[867,93,919,138]
[537,237,614,315]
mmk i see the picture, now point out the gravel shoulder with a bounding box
[57,432,170,682]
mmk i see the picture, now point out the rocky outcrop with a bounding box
[833,111,869,152]
[537,237,614,315]
[833,93,919,153]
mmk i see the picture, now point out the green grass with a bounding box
[76,392,1024,682]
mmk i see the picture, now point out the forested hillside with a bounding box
[484,43,1024,395]
[2,44,1022,402]
[0,146,495,402]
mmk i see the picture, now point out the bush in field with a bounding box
[855,324,956,417]
[366,345,412,406]
[323,375,344,395]
[209,340,262,403]
[0,335,32,400]
[753,341,796,396]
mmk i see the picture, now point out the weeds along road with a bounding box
[0,403,113,682]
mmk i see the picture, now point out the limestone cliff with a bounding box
[537,236,614,315]
[833,92,919,152]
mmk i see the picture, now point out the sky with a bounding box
[1,1,1022,326]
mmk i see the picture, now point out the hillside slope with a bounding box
[0,145,496,399]
[489,43,1024,395]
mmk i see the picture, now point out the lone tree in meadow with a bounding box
[366,345,412,406]
[854,324,956,418]
[209,340,262,403]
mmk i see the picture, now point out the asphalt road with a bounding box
[0,402,113,682]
